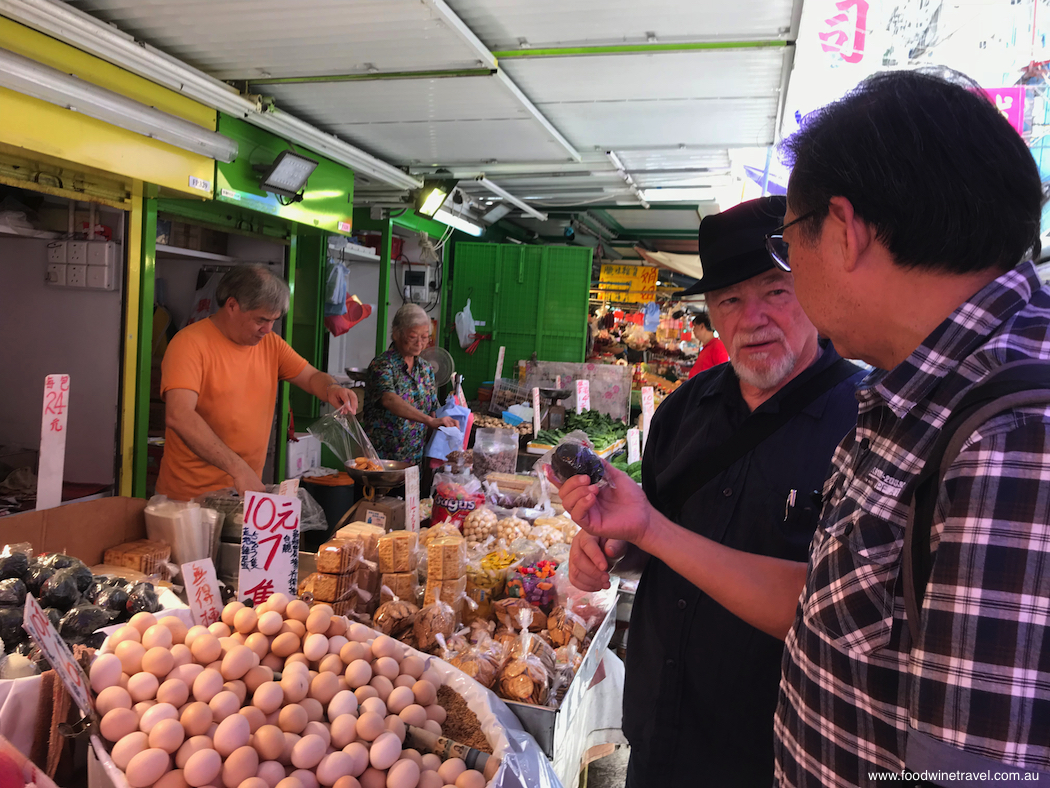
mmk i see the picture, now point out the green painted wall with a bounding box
[215,114,355,234]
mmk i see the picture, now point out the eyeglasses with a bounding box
[765,209,819,272]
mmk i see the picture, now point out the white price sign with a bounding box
[641,387,655,453]
[494,346,506,381]
[23,594,93,715]
[532,387,541,437]
[576,379,591,414]
[37,374,70,511]
[627,428,641,464]
[404,465,420,533]
[183,558,223,626]
[238,490,301,606]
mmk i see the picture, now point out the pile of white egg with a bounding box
[89,594,489,788]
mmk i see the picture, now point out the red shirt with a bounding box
[688,337,729,379]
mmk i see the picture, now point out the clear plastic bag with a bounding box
[534,429,611,488]
[308,411,381,465]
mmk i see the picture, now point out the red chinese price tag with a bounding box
[238,490,301,606]
[576,379,591,414]
[182,558,223,626]
[37,374,71,510]
[23,593,93,716]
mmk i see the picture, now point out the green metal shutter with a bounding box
[448,243,591,398]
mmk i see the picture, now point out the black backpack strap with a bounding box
[660,357,861,520]
[903,360,1050,645]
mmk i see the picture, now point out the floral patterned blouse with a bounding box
[361,348,438,464]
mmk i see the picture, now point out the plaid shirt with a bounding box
[775,262,1050,786]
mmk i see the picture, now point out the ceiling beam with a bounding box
[492,40,791,59]
[249,68,494,86]
[419,0,580,163]
[419,0,498,69]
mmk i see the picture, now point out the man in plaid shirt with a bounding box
[555,69,1050,786]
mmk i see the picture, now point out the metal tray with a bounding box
[504,577,620,758]
[344,459,412,488]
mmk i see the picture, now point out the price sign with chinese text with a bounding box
[494,346,506,381]
[238,490,301,606]
[183,558,222,626]
[627,428,641,464]
[576,379,591,414]
[532,387,541,437]
[23,593,92,716]
[404,465,420,533]
[641,387,655,453]
[37,374,70,510]
[597,264,659,303]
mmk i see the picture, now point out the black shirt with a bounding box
[625,344,863,787]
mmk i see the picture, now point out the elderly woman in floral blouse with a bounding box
[361,304,457,464]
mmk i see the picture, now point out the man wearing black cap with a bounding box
[566,196,864,786]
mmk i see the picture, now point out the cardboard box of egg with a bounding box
[88,594,505,788]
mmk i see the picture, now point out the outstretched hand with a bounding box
[547,462,654,550]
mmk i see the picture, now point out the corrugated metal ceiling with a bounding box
[66,0,489,78]
[447,0,797,48]
[51,0,802,235]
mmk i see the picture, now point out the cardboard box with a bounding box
[286,432,321,478]
[347,496,405,532]
[0,497,147,565]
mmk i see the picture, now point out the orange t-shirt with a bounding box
[156,318,308,501]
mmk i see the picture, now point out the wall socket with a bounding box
[47,242,67,263]
[67,264,87,287]
[45,263,67,286]
[67,241,88,265]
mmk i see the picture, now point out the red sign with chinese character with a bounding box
[238,490,301,605]
[182,558,223,626]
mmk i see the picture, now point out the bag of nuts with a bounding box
[373,587,420,637]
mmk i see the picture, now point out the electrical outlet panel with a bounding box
[86,265,112,290]
[67,241,88,265]
[46,264,67,286]
[45,240,119,290]
[87,241,116,268]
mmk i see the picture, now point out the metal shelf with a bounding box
[156,244,238,262]
[328,242,381,262]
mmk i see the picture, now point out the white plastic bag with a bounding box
[455,298,477,349]
[184,272,222,327]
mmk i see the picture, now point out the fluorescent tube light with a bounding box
[258,150,319,198]
[434,208,484,237]
[0,46,238,162]
[0,0,422,190]
[474,177,548,220]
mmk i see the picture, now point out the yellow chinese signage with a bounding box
[597,263,659,303]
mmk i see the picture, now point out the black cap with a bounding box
[678,195,787,297]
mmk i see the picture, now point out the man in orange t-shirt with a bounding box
[687,312,730,378]
[157,264,358,501]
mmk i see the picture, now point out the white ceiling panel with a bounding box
[66,0,489,79]
[500,49,787,103]
[322,119,573,166]
[615,149,733,172]
[261,75,573,165]
[541,97,778,149]
[264,76,527,125]
[447,0,798,49]
[604,209,701,232]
